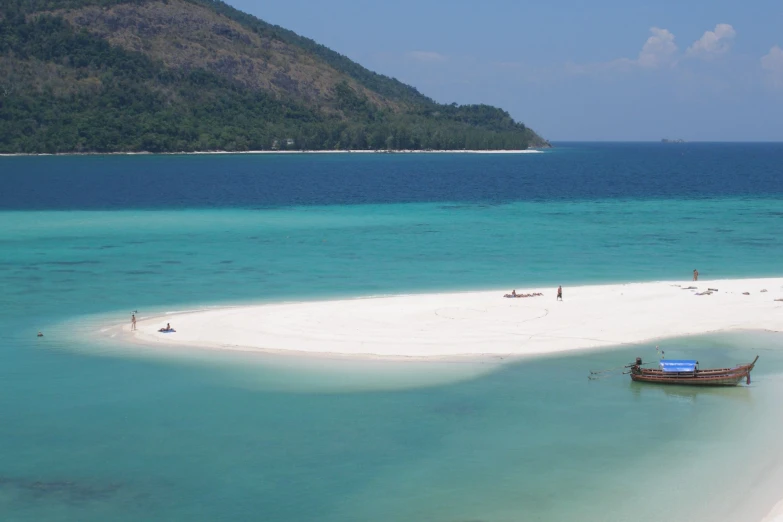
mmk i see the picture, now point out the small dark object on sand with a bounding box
[504,292,543,298]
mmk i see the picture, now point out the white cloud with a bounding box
[407,51,447,63]
[686,24,736,58]
[563,24,743,78]
[761,45,783,87]
[636,27,678,68]
[564,27,678,74]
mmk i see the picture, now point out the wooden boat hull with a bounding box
[630,371,747,386]
[630,356,758,386]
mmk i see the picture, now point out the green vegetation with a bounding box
[0,0,548,153]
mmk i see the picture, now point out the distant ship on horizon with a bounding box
[661,138,686,143]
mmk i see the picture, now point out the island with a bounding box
[0,0,549,154]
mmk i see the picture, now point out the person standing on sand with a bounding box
[131,313,136,331]
[693,269,699,281]
[557,286,563,301]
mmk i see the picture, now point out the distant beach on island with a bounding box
[0,149,546,158]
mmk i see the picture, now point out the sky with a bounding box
[227,0,783,141]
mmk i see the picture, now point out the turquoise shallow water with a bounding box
[3,333,783,522]
[2,147,783,521]
[2,198,783,318]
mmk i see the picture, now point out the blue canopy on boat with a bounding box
[659,360,698,372]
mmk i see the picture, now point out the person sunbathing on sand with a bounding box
[504,291,544,298]
[158,323,175,332]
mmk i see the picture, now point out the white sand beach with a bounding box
[0,149,545,157]
[761,500,783,522]
[121,278,783,358]
[763,500,783,522]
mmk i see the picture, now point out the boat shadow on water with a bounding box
[628,380,754,405]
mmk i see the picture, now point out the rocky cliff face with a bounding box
[49,0,397,111]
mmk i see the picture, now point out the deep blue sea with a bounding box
[1,143,783,521]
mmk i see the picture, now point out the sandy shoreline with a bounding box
[763,499,783,522]
[0,149,545,158]
[110,277,783,359]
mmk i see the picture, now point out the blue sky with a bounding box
[228,0,782,141]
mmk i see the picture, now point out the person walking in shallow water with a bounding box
[131,313,136,331]
[557,285,563,301]
[693,269,699,281]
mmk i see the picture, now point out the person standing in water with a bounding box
[693,269,699,281]
[557,286,563,301]
[131,313,137,331]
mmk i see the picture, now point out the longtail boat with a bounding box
[629,356,759,386]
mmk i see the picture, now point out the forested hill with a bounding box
[0,0,549,153]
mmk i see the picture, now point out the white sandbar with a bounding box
[763,499,783,522]
[119,278,783,358]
